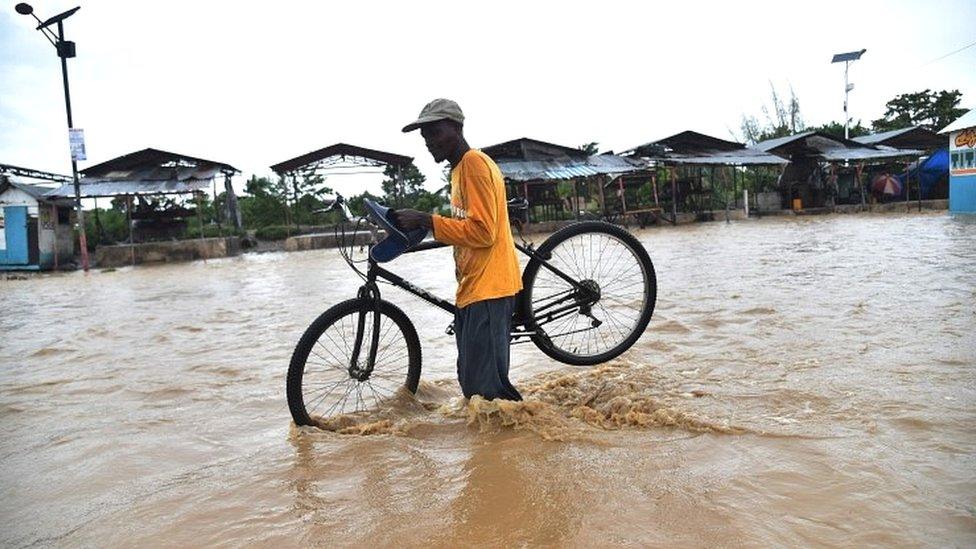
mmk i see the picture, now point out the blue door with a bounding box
[2,206,30,265]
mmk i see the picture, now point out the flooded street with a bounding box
[1,213,974,547]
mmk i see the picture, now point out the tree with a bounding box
[239,175,291,229]
[871,89,968,132]
[740,83,804,144]
[578,142,600,156]
[380,163,426,208]
[288,166,332,229]
[811,120,871,140]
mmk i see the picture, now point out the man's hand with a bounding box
[392,209,433,231]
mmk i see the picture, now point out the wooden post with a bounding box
[213,177,223,235]
[618,177,627,213]
[92,196,102,244]
[670,167,677,223]
[224,172,242,231]
[572,178,580,220]
[905,162,910,212]
[51,204,59,270]
[857,162,866,210]
[127,194,135,266]
[195,191,207,264]
[652,172,660,207]
[917,154,923,212]
[597,174,607,219]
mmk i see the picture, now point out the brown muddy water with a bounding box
[1,213,974,547]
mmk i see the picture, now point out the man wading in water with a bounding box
[394,98,523,401]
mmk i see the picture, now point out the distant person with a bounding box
[393,98,523,401]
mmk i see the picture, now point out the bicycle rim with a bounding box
[525,222,655,365]
[287,299,421,426]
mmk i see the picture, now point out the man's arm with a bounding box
[394,209,433,231]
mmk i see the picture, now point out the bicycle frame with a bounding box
[323,193,600,376]
[367,239,595,317]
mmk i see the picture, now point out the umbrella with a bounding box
[871,173,902,196]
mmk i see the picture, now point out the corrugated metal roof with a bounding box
[752,131,819,152]
[45,179,213,199]
[496,154,644,182]
[819,147,923,161]
[0,179,72,205]
[939,109,976,134]
[82,148,238,178]
[271,143,413,174]
[853,127,916,145]
[659,149,789,166]
[753,131,921,161]
[854,126,944,150]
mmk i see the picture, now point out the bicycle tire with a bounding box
[287,298,422,426]
[521,221,656,366]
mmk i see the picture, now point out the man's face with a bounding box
[420,120,459,163]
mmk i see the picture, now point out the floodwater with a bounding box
[1,213,974,547]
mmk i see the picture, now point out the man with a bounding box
[395,98,523,401]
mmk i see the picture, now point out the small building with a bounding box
[0,168,75,271]
[939,110,976,213]
[621,130,788,219]
[481,137,643,223]
[44,149,242,267]
[855,126,949,200]
[754,131,921,209]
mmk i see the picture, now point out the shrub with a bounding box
[255,225,291,240]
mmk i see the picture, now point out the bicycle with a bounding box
[286,194,657,426]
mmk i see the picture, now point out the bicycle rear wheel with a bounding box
[521,221,656,366]
[287,298,421,426]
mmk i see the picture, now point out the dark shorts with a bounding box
[455,296,523,401]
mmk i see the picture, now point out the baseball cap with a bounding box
[363,199,428,262]
[402,98,465,133]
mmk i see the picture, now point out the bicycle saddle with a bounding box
[363,199,429,263]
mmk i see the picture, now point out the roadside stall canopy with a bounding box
[45,148,240,198]
[482,137,644,181]
[854,126,945,151]
[270,143,413,176]
[621,130,788,166]
[754,131,922,162]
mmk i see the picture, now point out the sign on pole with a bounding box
[69,128,86,161]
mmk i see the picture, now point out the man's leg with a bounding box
[455,296,521,401]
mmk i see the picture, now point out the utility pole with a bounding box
[16,4,90,271]
[831,49,867,141]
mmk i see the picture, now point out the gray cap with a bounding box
[402,98,464,133]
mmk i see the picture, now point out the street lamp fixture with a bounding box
[831,48,867,141]
[15,3,90,272]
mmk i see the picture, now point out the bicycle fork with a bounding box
[349,282,382,381]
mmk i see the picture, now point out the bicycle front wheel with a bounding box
[287,298,421,426]
[521,221,656,366]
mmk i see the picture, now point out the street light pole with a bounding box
[16,3,90,271]
[831,49,867,142]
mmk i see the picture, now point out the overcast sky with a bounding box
[2,0,974,196]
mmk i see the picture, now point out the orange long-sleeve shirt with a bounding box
[431,149,522,309]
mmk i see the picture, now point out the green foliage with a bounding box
[239,175,290,229]
[184,224,242,239]
[871,89,967,132]
[380,163,427,208]
[374,161,448,213]
[254,225,292,240]
[287,166,332,228]
[811,120,871,139]
[85,207,128,246]
[578,142,600,155]
[346,190,383,217]
[555,181,575,199]
[740,83,804,144]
